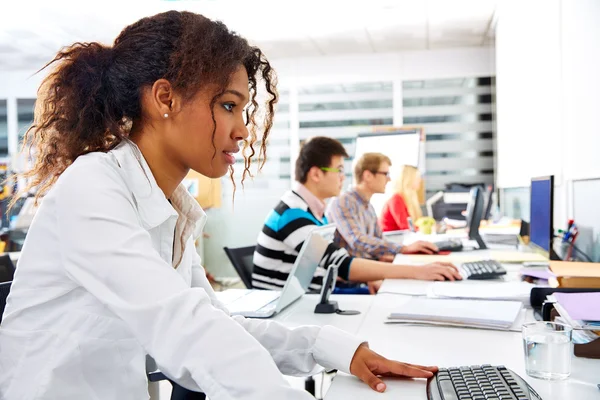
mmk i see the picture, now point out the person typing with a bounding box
[326,153,436,261]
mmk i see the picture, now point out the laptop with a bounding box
[216,224,335,318]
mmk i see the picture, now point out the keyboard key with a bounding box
[431,366,539,400]
[438,380,459,400]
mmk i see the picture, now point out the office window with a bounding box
[17,99,36,146]
[298,82,393,183]
[403,77,496,199]
[0,100,7,157]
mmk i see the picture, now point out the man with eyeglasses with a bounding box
[252,137,460,293]
[326,153,437,262]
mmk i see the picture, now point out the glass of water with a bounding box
[522,321,573,380]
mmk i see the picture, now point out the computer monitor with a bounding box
[529,176,554,257]
[465,186,487,249]
[483,184,495,220]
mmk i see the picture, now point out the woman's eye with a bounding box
[223,103,235,112]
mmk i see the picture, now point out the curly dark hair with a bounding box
[14,11,277,207]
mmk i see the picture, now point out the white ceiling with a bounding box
[0,0,496,71]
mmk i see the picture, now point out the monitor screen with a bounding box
[276,226,330,312]
[466,186,487,249]
[466,187,482,235]
[530,176,554,252]
[483,184,495,220]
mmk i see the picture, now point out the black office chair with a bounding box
[0,281,11,324]
[148,371,206,400]
[0,254,15,283]
[223,245,256,289]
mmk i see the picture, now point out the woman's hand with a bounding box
[349,344,438,393]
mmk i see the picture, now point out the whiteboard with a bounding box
[353,130,423,216]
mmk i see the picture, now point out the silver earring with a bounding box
[163,113,169,118]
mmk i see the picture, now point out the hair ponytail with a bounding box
[12,42,126,208]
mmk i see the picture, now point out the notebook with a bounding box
[553,292,600,322]
[387,297,523,330]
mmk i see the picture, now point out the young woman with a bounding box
[380,165,423,232]
[0,11,438,400]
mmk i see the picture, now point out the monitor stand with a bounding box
[472,232,488,250]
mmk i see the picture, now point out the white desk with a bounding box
[325,293,600,399]
[320,249,600,400]
[273,294,374,334]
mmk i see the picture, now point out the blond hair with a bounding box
[393,165,422,221]
[354,153,392,184]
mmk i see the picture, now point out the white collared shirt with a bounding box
[0,141,362,400]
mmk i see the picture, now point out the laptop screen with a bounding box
[275,225,333,312]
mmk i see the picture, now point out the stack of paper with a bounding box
[387,297,523,330]
[377,279,432,296]
[429,281,535,304]
[378,279,536,305]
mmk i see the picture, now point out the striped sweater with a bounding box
[252,190,352,291]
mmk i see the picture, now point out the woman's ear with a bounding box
[151,79,182,118]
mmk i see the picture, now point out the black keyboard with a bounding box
[460,260,507,280]
[435,239,464,252]
[427,365,543,400]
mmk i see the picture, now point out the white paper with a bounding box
[429,281,535,304]
[378,279,433,296]
[388,297,523,329]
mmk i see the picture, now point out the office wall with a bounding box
[560,0,600,181]
[573,179,600,262]
[0,70,43,98]
[495,0,563,189]
[274,47,495,87]
[495,0,600,252]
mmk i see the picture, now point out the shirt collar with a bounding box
[110,140,207,233]
[349,187,371,206]
[292,182,326,220]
